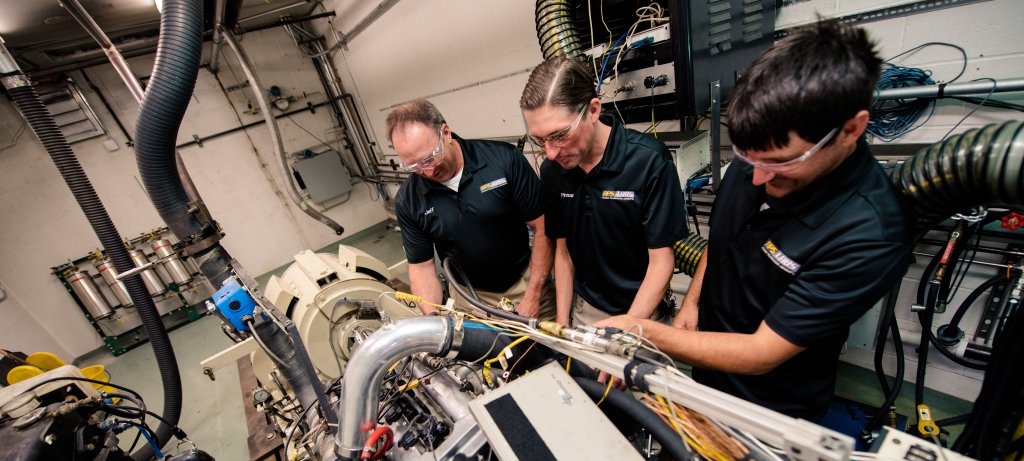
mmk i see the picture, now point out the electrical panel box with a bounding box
[292,150,353,204]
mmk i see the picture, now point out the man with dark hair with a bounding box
[596,20,913,421]
[389,99,555,319]
[520,56,687,327]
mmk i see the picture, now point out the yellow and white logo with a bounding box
[600,190,636,201]
[480,177,508,193]
[761,240,801,275]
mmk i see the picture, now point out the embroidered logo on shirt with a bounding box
[601,190,636,201]
[761,240,801,275]
[424,207,435,216]
[479,177,508,193]
[560,192,575,198]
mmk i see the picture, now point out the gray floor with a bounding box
[87,218,972,460]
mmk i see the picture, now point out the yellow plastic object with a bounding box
[79,364,114,394]
[6,365,43,384]
[26,352,65,371]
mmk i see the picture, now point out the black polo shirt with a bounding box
[396,134,543,292]
[693,139,912,421]
[541,114,688,314]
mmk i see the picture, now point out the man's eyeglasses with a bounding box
[399,128,446,173]
[731,127,839,174]
[527,105,587,147]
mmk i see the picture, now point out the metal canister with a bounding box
[93,259,133,307]
[151,239,193,285]
[67,270,114,320]
[128,249,167,296]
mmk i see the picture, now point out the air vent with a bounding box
[707,1,733,56]
[35,77,106,144]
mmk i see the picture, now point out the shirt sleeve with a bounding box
[642,157,688,248]
[395,189,435,265]
[765,231,911,347]
[507,148,544,222]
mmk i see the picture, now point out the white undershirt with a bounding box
[441,167,464,192]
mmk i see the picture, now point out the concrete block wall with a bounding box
[0,26,386,359]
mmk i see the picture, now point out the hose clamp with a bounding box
[953,207,987,223]
[1,74,31,90]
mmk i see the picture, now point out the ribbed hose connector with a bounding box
[535,0,585,59]
[5,80,182,461]
[674,233,709,277]
[134,0,207,243]
[891,120,1024,229]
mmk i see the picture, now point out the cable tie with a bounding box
[937,82,947,99]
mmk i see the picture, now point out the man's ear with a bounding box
[839,110,870,147]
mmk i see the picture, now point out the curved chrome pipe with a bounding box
[334,316,453,459]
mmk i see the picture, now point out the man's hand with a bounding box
[516,298,540,318]
[672,301,698,330]
[592,314,646,332]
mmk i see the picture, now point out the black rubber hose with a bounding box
[944,274,1005,334]
[574,377,691,461]
[134,0,235,286]
[863,282,905,435]
[442,257,533,324]
[5,81,181,461]
[915,282,940,410]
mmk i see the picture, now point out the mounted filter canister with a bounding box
[93,259,132,307]
[67,270,114,320]
[151,239,193,285]
[128,249,167,296]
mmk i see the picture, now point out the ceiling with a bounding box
[0,0,319,75]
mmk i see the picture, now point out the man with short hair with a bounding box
[520,56,688,327]
[596,20,913,421]
[389,99,554,319]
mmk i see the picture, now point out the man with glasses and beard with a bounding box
[520,57,688,327]
[389,99,555,319]
[595,20,913,421]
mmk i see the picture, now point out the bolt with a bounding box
[45,434,57,445]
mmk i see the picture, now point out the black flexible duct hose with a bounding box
[3,82,181,461]
[574,377,692,460]
[134,0,235,287]
[893,120,1024,230]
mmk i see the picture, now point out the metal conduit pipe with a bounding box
[208,0,227,73]
[535,0,586,59]
[335,316,455,460]
[219,27,345,235]
[0,46,181,461]
[876,77,1024,101]
[62,0,206,207]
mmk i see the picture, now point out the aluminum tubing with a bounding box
[334,316,452,459]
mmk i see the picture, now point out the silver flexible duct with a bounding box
[535,0,585,59]
[334,316,453,459]
[219,27,345,235]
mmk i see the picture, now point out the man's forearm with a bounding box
[626,247,675,319]
[408,261,443,314]
[522,218,554,305]
[554,239,574,325]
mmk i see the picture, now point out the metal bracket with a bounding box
[709,80,722,193]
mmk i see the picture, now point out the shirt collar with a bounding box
[777,138,877,228]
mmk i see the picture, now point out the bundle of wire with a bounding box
[867,64,936,142]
